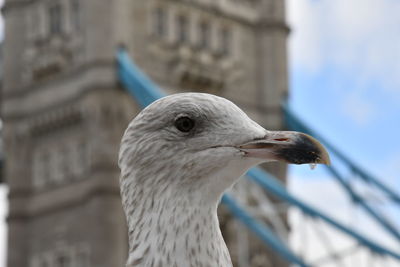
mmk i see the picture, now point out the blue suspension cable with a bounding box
[247,167,400,261]
[117,48,165,105]
[283,104,400,204]
[324,165,400,243]
[222,195,310,267]
[283,104,400,242]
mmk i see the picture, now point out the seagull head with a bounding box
[119,93,330,202]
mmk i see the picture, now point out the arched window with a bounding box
[71,0,81,32]
[56,254,70,267]
[48,3,63,35]
[176,15,188,43]
[153,7,167,37]
[220,27,231,56]
[76,248,90,267]
[199,22,210,49]
[32,150,49,189]
[72,141,87,177]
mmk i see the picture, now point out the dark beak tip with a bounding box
[277,133,331,166]
[301,133,330,165]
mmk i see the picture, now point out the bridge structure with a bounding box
[117,48,400,267]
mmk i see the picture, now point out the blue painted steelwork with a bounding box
[284,105,400,204]
[117,48,165,105]
[116,48,400,264]
[284,105,400,242]
[325,165,400,242]
[247,167,400,261]
[221,194,310,267]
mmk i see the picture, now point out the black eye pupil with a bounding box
[175,117,195,132]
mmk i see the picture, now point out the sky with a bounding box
[286,0,400,266]
[0,0,400,266]
[0,187,6,267]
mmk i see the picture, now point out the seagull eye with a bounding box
[175,117,195,132]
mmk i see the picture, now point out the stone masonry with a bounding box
[1,0,289,266]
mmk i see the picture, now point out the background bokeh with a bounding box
[287,0,400,265]
[1,0,399,266]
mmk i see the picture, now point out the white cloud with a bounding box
[378,152,400,191]
[287,0,400,93]
[340,92,378,126]
[287,0,324,72]
[288,173,400,266]
[288,172,356,223]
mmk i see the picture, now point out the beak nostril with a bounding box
[274,138,289,142]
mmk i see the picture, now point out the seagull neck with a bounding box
[121,178,232,267]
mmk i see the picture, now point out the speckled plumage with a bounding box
[119,93,266,267]
[118,93,329,267]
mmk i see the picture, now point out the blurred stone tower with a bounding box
[1,0,289,266]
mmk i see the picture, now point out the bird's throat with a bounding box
[121,177,233,267]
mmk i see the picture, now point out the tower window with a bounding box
[30,256,49,267]
[71,0,81,32]
[49,3,63,35]
[56,254,70,267]
[199,22,210,49]
[176,15,188,43]
[32,150,49,189]
[76,249,90,267]
[153,7,167,37]
[220,28,231,56]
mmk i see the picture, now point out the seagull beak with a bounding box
[238,131,330,165]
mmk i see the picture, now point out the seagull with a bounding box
[118,93,329,267]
